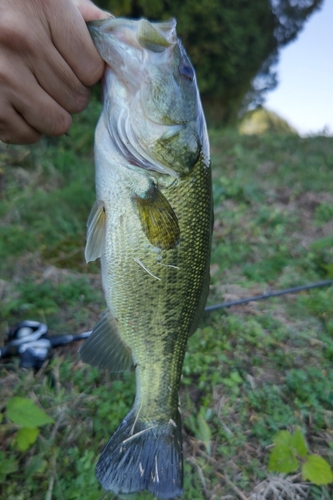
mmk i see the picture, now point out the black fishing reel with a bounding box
[0,320,91,370]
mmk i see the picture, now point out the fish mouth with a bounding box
[89,17,199,177]
[87,17,177,46]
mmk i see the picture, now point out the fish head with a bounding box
[88,18,209,179]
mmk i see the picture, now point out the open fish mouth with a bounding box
[88,17,204,178]
[87,17,177,48]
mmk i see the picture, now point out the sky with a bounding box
[264,0,333,136]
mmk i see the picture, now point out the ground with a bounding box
[0,101,333,499]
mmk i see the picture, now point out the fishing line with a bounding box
[204,279,333,312]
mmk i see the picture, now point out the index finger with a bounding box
[46,0,106,87]
[72,0,113,22]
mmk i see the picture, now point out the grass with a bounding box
[1,99,333,499]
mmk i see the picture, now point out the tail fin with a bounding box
[96,409,183,499]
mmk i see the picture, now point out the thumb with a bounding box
[71,0,114,21]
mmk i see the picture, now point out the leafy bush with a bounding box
[269,429,333,486]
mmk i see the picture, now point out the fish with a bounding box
[79,17,213,499]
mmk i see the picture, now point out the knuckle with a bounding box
[67,88,90,114]
[49,112,72,136]
[0,13,16,43]
[81,62,104,87]
[0,15,33,53]
[0,60,17,90]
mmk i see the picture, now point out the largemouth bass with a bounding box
[80,17,213,499]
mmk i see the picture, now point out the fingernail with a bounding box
[101,10,115,18]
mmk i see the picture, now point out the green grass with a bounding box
[1,101,333,499]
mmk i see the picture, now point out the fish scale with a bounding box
[80,16,212,499]
[106,155,211,420]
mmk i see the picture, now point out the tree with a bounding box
[95,0,323,125]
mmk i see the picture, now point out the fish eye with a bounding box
[178,62,194,82]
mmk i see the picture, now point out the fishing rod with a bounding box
[1,279,332,368]
[205,279,333,312]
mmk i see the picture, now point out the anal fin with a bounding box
[79,310,133,372]
[85,199,106,263]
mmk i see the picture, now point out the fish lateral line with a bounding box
[133,257,161,280]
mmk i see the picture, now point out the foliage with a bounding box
[1,100,333,497]
[268,429,333,485]
[0,396,54,481]
[5,396,54,452]
[238,107,298,135]
[95,0,323,123]
[6,397,54,428]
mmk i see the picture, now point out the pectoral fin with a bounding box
[85,200,106,263]
[79,310,133,372]
[133,183,180,250]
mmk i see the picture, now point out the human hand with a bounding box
[0,0,111,144]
